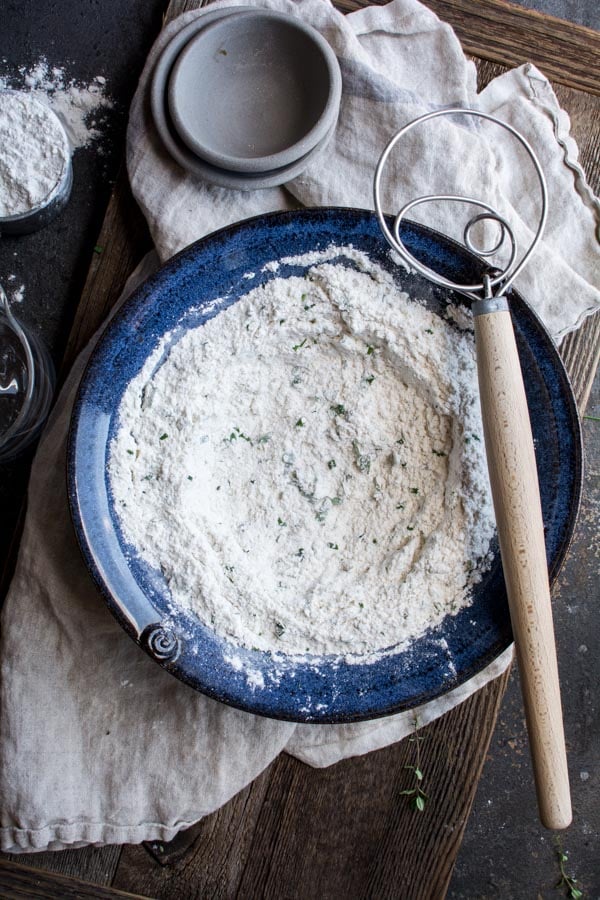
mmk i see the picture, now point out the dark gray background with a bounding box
[1,1,598,897]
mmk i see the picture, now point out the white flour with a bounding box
[0,92,70,217]
[109,250,496,663]
[0,58,112,151]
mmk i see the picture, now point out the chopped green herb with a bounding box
[126,449,134,455]
[359,602,364,609]
[159,433,168,441]
[367,345,374,355]
[583,414,600,422]
[365,375,375,384]
[279,318,286,325]
[216,485,221,491]
[396,503,405,510]
[328,459,337,469]
[274,621,286,638]
[328,542,339,550]
[352,439,371,473]
[330,403,346,416]
[432,449,446,457]
[407,525,415,531]
[277,517,287,527]
[396,437,405,445]
[293,338,307,351]
[93,245,103,254]
[424,328,434,334]
[410,487,419,494]
[304,303,315,311]
[258,434,270,444]
[295,418,304,427]
[295,548,304,557]
[187,475,193,481]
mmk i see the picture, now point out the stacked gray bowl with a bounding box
[151,8,342,190]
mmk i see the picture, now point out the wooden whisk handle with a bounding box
[474,308,571,830]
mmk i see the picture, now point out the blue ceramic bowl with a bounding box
[67,208,582,723]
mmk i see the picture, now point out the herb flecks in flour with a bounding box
[109,249,495,663]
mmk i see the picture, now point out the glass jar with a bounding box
[0,283,55,462]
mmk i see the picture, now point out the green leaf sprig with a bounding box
[399,716,428,812]
[554,837,584,899]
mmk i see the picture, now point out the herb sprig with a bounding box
[554,837,584,899]
[399,717,428,812]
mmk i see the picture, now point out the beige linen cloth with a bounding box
[1,0,598,853]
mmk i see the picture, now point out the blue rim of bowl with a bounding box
[167,9,343,173]
[67,207,583,724]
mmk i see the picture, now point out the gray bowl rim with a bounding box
[151,8,339,190]
[167,8,342,173]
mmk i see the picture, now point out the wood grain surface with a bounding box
[337,0,600,95]
[1,1,598,898]
[0,859,149,900]
[112,667,511,900]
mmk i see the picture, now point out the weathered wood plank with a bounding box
[112,669,511,900]
[59,174,152,379]
[561,315,600,413]
[337,0,600,95]
[0,859,149,900]
[3,847,123,890]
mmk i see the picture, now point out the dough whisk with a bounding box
[374,108,571,830]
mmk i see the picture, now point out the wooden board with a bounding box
[1,1,598,897]
[0,859,149,900]
[338,0,600,95]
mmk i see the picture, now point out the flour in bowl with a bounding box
[0,92,70,217]
[109,250,495,663]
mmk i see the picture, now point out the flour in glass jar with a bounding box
[109,247,496,664]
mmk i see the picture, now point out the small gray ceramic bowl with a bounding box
[167,9,342,174]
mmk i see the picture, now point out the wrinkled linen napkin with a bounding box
[2,0,598,854]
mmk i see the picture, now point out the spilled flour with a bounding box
[109,249,496,663]
[0,58,112,150]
